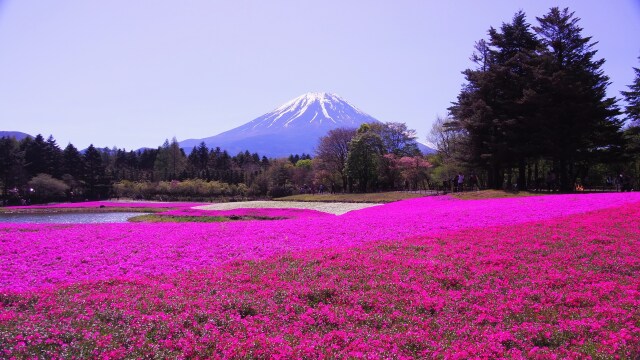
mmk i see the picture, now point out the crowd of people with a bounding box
[443,173,480,192]
[606,173,634,192]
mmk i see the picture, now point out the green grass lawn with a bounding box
[449,189,544,200]
[0,207,166,214]
[275,190,544,203]
[273,192,430,203]
[127,214,285,223]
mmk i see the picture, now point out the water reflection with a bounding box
[0,212,147,224]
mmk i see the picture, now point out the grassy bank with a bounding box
[0,207,167,214]
[449,190,544,200]
[127,214,286,223]
[274,191,430,203]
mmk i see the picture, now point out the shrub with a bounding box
[28,174,69,202]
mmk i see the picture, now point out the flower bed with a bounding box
[1,200,639,358]
[1,193,640,292]
[1,193,640,357]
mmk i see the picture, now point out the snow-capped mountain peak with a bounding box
[240,92,375,133]
[179,92,433,158]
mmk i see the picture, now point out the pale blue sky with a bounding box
[1,0,639,150]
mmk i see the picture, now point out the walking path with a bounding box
[194,201,381,215]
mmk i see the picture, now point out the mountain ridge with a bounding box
[180,92,434,157]
[0,131,33,141]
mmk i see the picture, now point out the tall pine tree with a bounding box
[61,143,85,180]
[621,57,640,178]
[0,137,25,203]
[449,12,540,189]
[621,57,640,125]
[23,134,49,178]
[83,145,107,199]
[534,7,623,191]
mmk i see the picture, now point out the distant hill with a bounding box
[0,131,32,141]
[180,92,435,158]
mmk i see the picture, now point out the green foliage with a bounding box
[274,192,428,203]
[127,214,230,223]
[268,184,295,198]
[621,57,640,125]
[295,159,313,169]
[83,144,109,199]
[61,144,84,180]
[447,7,623,192]
[154,137,187,181]
[113,179,248,201]
[0,136,25,201]
[28,173,69,202]
[369,122,420,157]
[345,126,384,192]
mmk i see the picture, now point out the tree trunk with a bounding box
[518,159,526,190]
[527,161,532,190]
[534,161,539,191]
[491,166,502,190]
[559,158,569,192]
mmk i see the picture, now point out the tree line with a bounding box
[430,7,639,192]
[0,122,431,204]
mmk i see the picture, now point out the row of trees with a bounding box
[0,134,277,203]
[0,135,109,202]
[0,121,432,204]
[315,122,430,193]
[433,7,637,191]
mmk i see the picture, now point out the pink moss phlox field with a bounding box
[159,207,333,220]
[2,193,640,292]
[1,200,639,358]
[6,201,204,210]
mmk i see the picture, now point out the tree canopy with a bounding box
[447,7,623,191]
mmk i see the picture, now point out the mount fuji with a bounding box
[180,92,433,158]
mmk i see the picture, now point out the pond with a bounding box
[0,212,148,224]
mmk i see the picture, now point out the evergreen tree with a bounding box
[208,149,231,182]
[45,136,63,178]
[621,57,640,125]
[23,134,49,178]
[288,154,300,164]
[0,137,25,203]
[83,144,108,199]
[260,156,270,168]
[621,58,640,184]
[187,143,211,179]
[196,142,209,173]
[154,137,186,181]
[449,11,540,189]
[138,148,157,180]
[534,7,623,191]
[61,143,85,180]
[488,12,541,189]
[449,8,623,191]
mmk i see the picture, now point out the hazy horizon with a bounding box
[1,0,639,150]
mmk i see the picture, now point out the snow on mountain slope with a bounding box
[211,92,378,140]
[180,92,434,157]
